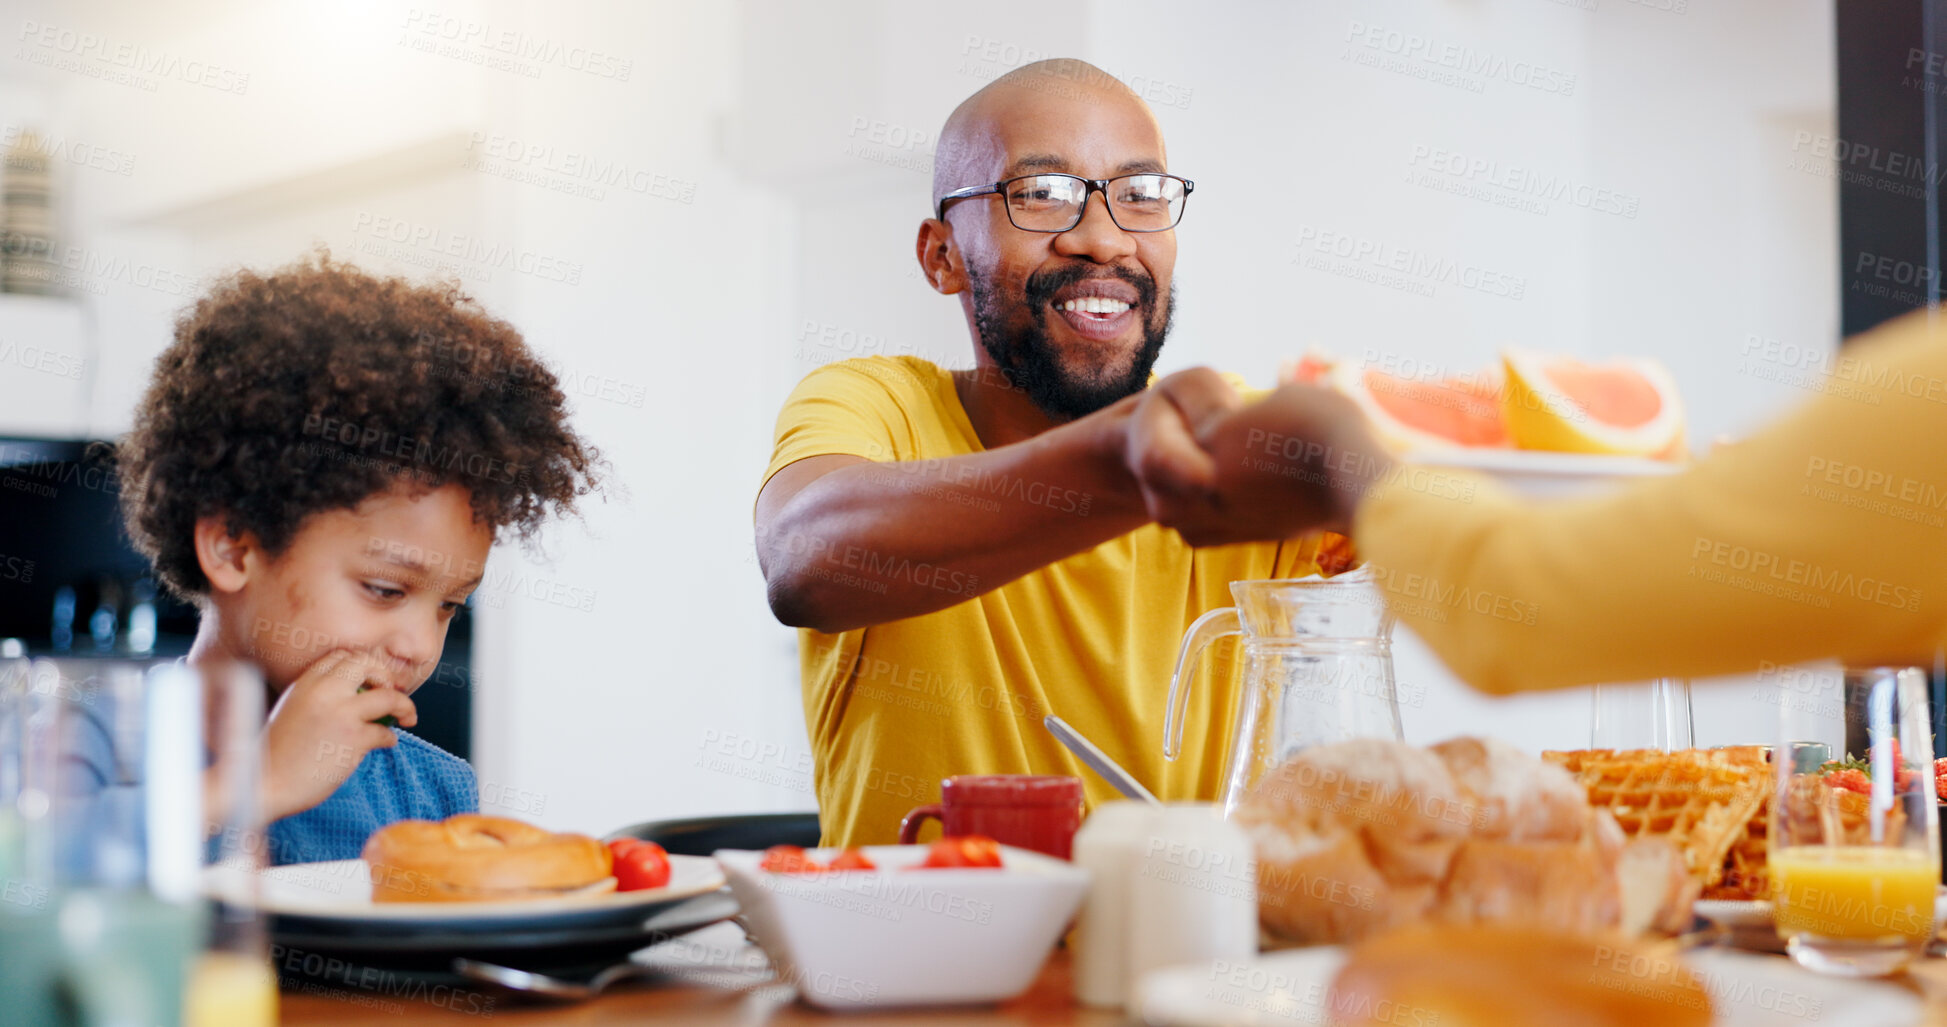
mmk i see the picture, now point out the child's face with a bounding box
[227,483,491,693]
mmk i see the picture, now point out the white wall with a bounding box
[737,0,1839,757]
[0,0,1840,833]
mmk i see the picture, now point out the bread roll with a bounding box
[1329,923,1712,1027]
[1617,836,1699,935]
[1240,737,1694,944]
[362,814,615,903]
[1438,835,1620,932]
[1238,739,1470,944]
[1431,737,1589,842]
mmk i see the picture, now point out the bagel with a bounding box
[361,814,616,903]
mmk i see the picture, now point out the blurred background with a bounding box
[0,0,1880,833]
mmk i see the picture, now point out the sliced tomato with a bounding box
[759,844,827,874]
[826,847,877,871]
[916,835,1003,869]
[606,838,672,890]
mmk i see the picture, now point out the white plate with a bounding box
[1137,945,1921,1027]
[203,855,725,922]
[1403,448,1680,499]
[1694,898,1773,931]
[1697,890,1947,933]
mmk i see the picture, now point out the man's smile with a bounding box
[1048,277,1142,343]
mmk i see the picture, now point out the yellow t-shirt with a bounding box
[763,356,1325,846]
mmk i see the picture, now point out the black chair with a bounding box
[606,812,821,857]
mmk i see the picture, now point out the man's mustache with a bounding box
[1023,264,1158,316]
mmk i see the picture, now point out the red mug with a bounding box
[898,775,1085,860]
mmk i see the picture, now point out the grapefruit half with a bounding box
[1329,361,1510,452]
[1499,349,1685,460]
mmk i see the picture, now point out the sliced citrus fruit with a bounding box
[1329,361,1510,452]
[1279,347,1338,386]
[1499,349,1685,460]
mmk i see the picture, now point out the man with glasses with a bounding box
[756,60,1335,845]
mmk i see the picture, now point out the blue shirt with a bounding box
[267,731,477,865]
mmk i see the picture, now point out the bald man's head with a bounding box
[918,59,1181,422]
[931,59,1157,211]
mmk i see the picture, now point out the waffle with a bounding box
[1705,793,1769,900]
[1543,749,1768,889]
[1542,749,1661,775]
[1690,758,1906,900]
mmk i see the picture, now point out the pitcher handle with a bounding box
[1165,606,1242,761]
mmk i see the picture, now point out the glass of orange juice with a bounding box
[1771,666,1939,976]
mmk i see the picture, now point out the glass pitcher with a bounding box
[1164,578,1403,817]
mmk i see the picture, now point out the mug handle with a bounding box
[898,805,943,844]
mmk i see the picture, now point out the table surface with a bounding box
[274,920,1947,1026]
[275,922,1123,1026]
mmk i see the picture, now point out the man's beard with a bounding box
[969,263,1174,421]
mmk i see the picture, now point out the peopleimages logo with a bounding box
[1406,145,1639,218]
[1343,20,1577,96]
[1690,536,1922,612]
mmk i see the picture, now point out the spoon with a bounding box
[1043,715,1161,804]
[452,958,663,1000]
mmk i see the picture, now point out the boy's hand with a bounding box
[261,650,418,821]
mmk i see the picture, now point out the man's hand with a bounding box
[260,650,418,820]
[1123,367,1245,528]
[1129,373,1395,547]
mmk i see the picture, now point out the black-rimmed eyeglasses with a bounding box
[935,173,1194,233]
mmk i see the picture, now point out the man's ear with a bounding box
[193,515,254,595]
[915,218,968,296]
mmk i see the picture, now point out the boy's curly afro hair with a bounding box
[117,252,602,598]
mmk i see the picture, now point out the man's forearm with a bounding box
[761,404,1150,632]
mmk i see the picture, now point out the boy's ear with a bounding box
[193,516,254,594]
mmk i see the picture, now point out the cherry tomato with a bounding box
[917,835,1004,869]
[606,838,672,891]
[759,844,827,874]
[826,847,877,871]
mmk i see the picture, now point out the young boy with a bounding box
[115,253,599,865]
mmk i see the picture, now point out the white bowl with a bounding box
[715,844,1089,1010]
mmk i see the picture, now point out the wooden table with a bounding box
[276,922,1119,1026]
[278,922,1947,1025]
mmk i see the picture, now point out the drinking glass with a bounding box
[183,661,277,1026]
[1589,678,1694,750]
[0,650,63,1027]
[1771,666,1938,976]
[0,658,277,1026]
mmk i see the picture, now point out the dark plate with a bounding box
[260,887,739,968]
[607,811,821,855]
